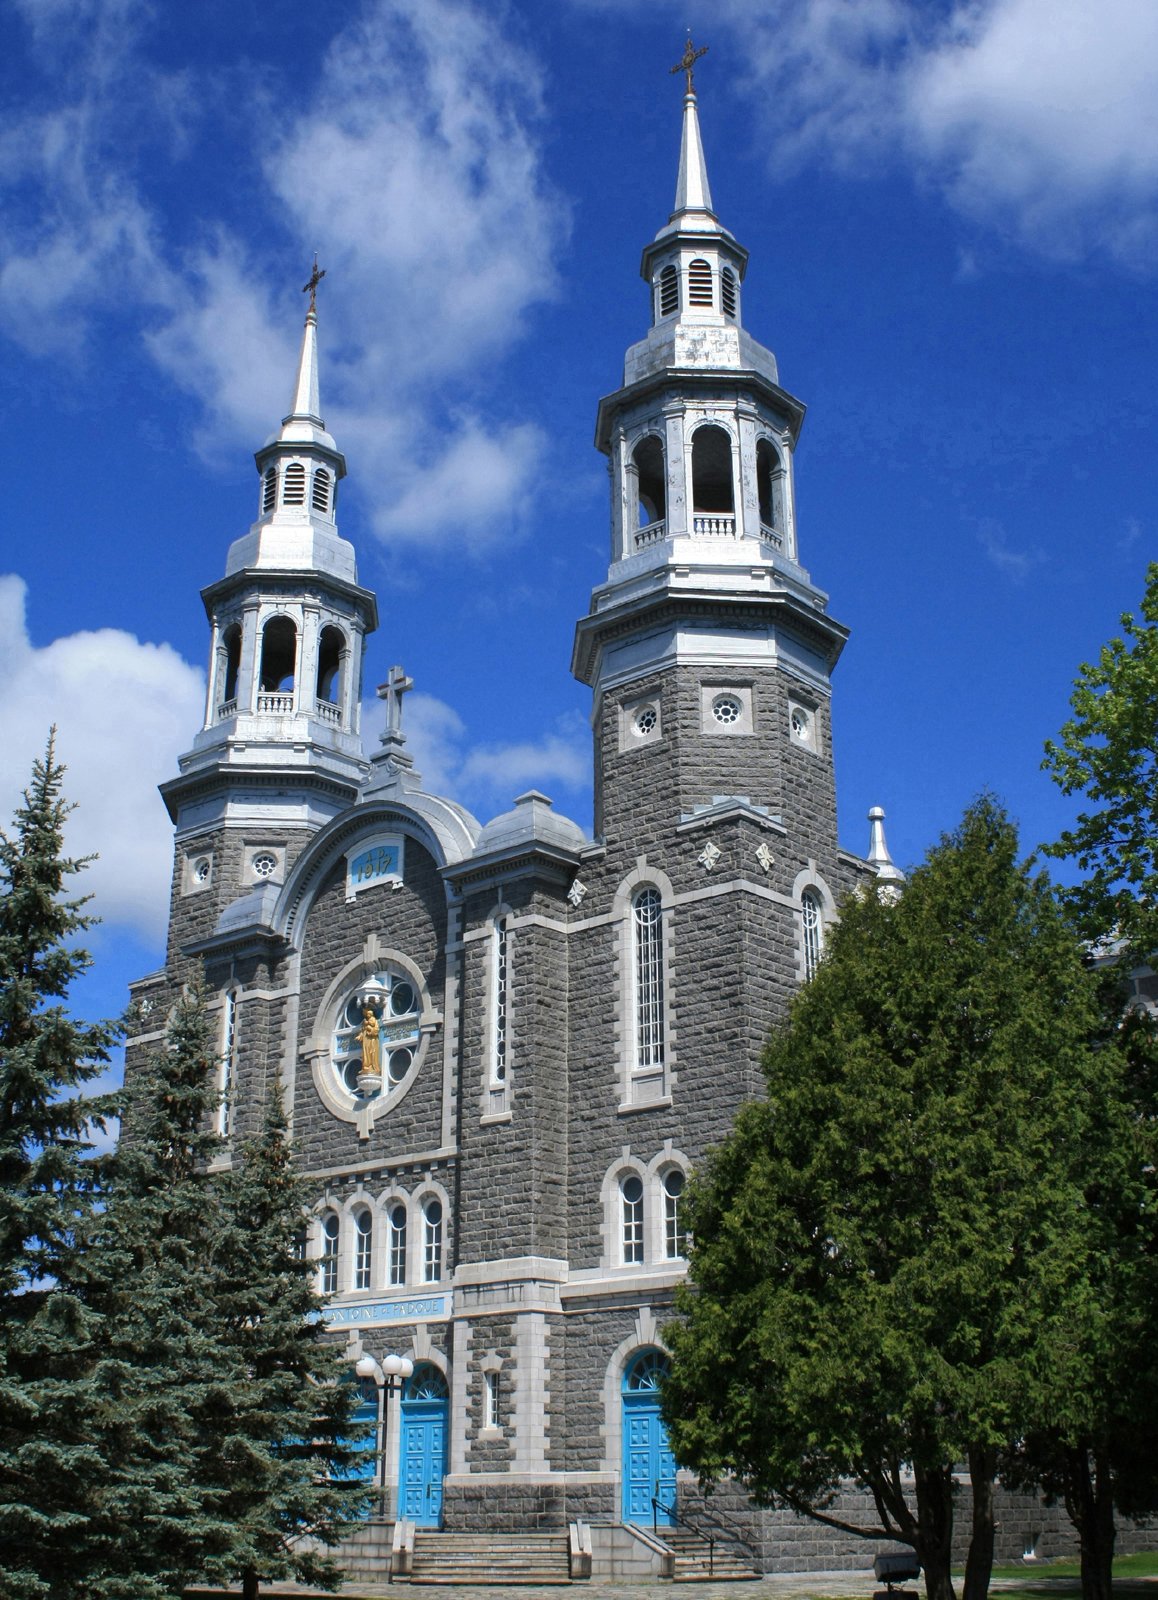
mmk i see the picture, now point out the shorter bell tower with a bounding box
[159,269,378,970]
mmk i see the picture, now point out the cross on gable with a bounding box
[377,664,414,737]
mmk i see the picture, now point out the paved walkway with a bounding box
[193,1574,1158,1600]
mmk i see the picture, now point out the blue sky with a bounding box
[3,0,1157,1066]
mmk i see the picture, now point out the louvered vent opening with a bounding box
[721,268,737,319]
[261,468,277,514]
[688,259,713,306]
[282,463,306,505]
[659,264,679,317]
[312,468,331,514]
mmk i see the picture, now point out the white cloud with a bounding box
[0,576,205,941]
[369,690,591,823]
[0,0,569,547]
[976,519,1043,579]
[719,0,1158,266]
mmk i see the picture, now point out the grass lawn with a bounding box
[979,1554,1158,1583]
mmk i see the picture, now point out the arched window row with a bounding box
[314,1187,448,1296]
[606,1156,690,1269]
[652,259,740,322]
[217,614,348,723]
[259,462,336,518]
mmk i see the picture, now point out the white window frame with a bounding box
[217,989,238,1139]
[662,1168,687,1260]
[620,1171,645,1266]
[353,1206,373,1291]
[386,1198,408,1287]
[422,1195,444,1283]
[320,1212,340,1296]
[792,869,836,985]
[614,867,677,1112]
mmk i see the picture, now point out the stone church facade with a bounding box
[124,83,928,1565]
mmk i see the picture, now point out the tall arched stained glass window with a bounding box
[801,890,824,981]
[633,888,665,1073]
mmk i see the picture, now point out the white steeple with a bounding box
[167,265,377,822]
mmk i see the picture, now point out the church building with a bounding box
[125,67,907,1575]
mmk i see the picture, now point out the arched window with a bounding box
[658,263,678,318]
[491,916,508,1088]
[388,1202,407,1286]
[688,258,713,306]
[801,889,824,981]
[315,625,344,707]
[423,1197,443,1282]
[405,1363,449,1402]
[633,888,665,1074]
[320,1212,339,1295]
[221,624,242,706]
[353,1207,373,1291]
[259,616,297,694]
[282,462,306,506]
[632,435,666,530]
[757,438,785,542]
[621,1173,644,1265]
[662,1169,686,1259]
[691,425,734,518]
[261,466,277,514]
[312,467,332,515]
[721,267,737,319]
[217,990,237,1139]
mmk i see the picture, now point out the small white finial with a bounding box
[867,806,905,890]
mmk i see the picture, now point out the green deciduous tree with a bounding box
[663,799,1125,1600]
[0,735,118,1598]
[1043,561,1158,963]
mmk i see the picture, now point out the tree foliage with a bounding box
[1043,561,1158,962]
[0,736,118,1598]
[663,799,1127,1600]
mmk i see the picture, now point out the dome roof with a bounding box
[475,790,589,860]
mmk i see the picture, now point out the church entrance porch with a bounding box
[399,1364,449,1527]
[621,1350,676,1526]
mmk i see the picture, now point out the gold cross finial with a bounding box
[671,33,708,93]
[303,255,326,314]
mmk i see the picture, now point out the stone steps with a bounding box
[407,1530,574,1586]
[664,1525,760,1582]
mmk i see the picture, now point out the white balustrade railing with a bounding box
[315,699,342,725]
[256,692,294,714]
[216,698,237,721]
[634,519,667,549]
[692,513,736,537]
[760,522,784,549]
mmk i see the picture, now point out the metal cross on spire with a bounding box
[303,255,326,314]
[377,664,414,740]
[671,33,708,93]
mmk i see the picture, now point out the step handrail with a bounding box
[652,1495,715,1578]
[688,1493,754,1550]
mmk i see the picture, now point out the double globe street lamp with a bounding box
[355,1351,415,1514]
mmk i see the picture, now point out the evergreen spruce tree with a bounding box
[204,1097,372,1600]
[63,986,239,1600]
[0,735,118,1598]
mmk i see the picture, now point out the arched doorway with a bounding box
[399,1363,448,1527]
[621,1348,677,1525]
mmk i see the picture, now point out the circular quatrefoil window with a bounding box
[712,694,743,725]
[252,851,278,878]
[332,969,422,1095]
[634,705,658,735]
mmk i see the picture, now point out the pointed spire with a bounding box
[286,305,322,424]
[674,89,714,217]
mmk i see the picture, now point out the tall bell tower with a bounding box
[573,59,848,868]
[158,270,378,969]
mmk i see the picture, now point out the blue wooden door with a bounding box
[399,1366,448,1527]
[622,1350,676,1525]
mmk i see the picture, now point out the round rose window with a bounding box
[332,969,421,1095]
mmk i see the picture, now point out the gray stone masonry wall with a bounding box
[162,822,314,980]
[442,1479,571,1533]
[566,654,863,1274]
[455,880,570,1265]
[677,1477,1103,1574]
[293,837,447,1171]
[461,1315,514,1472]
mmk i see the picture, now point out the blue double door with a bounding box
[622,1388,677,1525]
[399,1396,447,1526]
